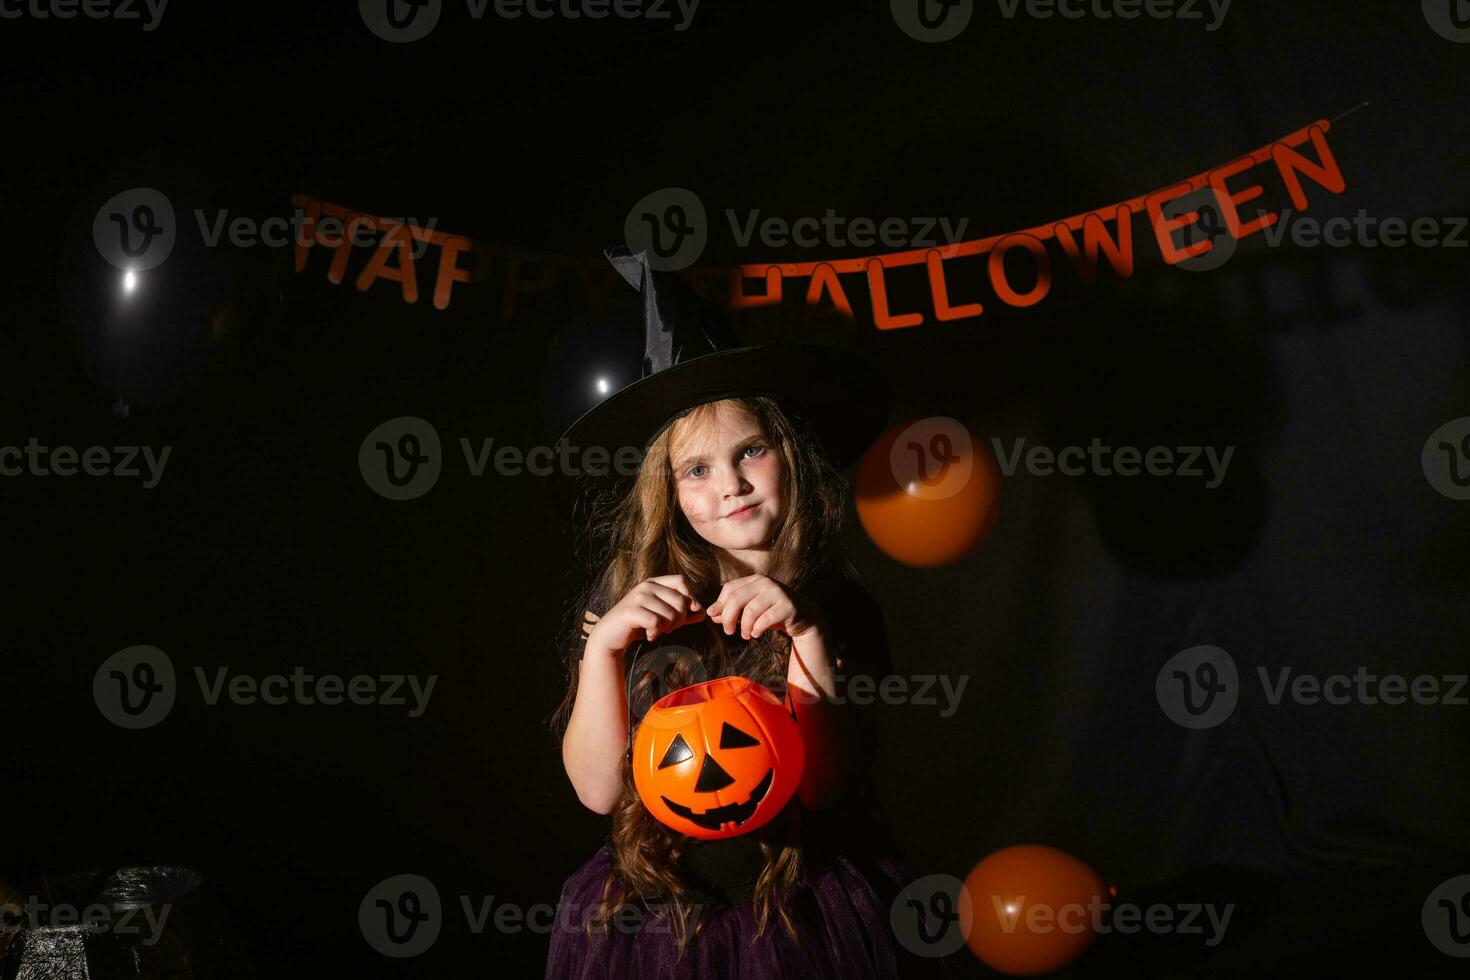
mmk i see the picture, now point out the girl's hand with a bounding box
[587,574,707,654]
[706,575,824,641]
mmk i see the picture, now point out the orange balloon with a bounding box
[632,676,804,840]
[962,845,1106,975]
[855,418,1001,567]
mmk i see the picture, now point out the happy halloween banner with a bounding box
[289,118,1346,326]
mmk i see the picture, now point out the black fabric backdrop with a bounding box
[3,1,1468,977]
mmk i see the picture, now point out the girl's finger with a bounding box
[740,599,769,640]
[645,584,700,617]
[646,576,701,612]
[639,595,682,625]
[636,611,661,643]
[711,579,755,617]
[717,598,741,635]
[655,581,711,620]
[749,608,778,638]
[648,573,697,597]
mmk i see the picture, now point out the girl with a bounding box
[543,249,941,979]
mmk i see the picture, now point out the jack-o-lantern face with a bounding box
[632,675,805,840]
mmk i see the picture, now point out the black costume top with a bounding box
[571,567,893,909]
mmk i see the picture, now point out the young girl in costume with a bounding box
[544,248,942,979]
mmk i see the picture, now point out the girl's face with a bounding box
[671,402,784,569]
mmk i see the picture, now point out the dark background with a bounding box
[4,0,1469,976]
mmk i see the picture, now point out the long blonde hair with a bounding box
[549,394,859,952]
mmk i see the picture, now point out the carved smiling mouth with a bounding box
[662,769,774,831]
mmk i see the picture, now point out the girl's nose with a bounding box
[719,467,750,495]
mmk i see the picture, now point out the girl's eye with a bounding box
[685,446,763,479]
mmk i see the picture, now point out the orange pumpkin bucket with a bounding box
[632,676,805,840]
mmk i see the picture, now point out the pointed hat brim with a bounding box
[555,339,892,486]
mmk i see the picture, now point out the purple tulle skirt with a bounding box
[543,842,948,979]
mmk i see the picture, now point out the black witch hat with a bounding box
[555,247,892,496]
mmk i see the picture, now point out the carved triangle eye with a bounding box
[658,733,695,769]
[719,722,760,749]
[694,753,735,792]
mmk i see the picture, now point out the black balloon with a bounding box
[57,158,286,414]
[538,298,647,451]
